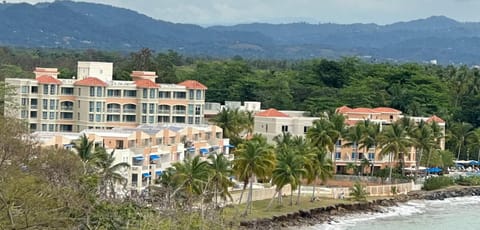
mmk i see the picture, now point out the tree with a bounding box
[307,118,339,156]
[207,153,234,207]
[447,122,474,160]
[343,123,365,174]
[232,135,275,216]
[379,122,412,182]
[411,122,437,178]
[72,134,96,174]
[358,121,381,176]
[210,108,249,145]
[309,148,333,202]
[94,148,130,200]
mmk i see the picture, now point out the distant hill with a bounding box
[1,1,480,64]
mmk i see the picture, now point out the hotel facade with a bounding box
[5,61,207,132]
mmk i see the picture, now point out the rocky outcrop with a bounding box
[237,186,480,229]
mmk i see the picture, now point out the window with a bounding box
[141,116,147,124]
[49,112,55,120]
[189,89,194,100]
[173,92,186,99]
[195,105,201,115]
[89,102,94,112]
[123,115,136,122]
[31,86,38,94]
[188,117,193,124]
[96,102,102,112]
[42,124,47,131]
[43,99,48,110]
[42,112,48,119]
[150,89,155,98]
[89,114,94,122]
[50,85,56,95]
[368,153,375,160]
[195,117,200,124]
[124,90,137,97]
[21,98,28,106]
[61,87,74,95]
[335,152,341,160]
[49,100,55,110]
[96,87,102,97]
[90,87,95,96]
[21,86,28,93]
[48,124,55,131]
[43,85,48,95]
[107,89,121,97]
[281,125,289,132]
[196,90,202,100]
[95,114,101,122]
[21,110,27,118]
[30,111,37,118]
[78,112,80,120]
[304,126,309,134]
[156,138,163,145]
[142,103,147,114]
[188,104,194,115]
[351,152,357,160]
[336,140,342,147]
[216,132,222,139]
[158,91,171,98]
[143,89,148,98]
[148,116,154,123]
[149,103,155,114]
[78,88,81,96]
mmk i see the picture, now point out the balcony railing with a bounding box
[123,109,136,113]
[106,119,121,122]
[30,105,38,109]
[173,110,186,115]
[61,106,73,111]
[158,109,170,114]
[107,108,121,113]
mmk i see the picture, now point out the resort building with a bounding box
[5,61,207,132]
[32,123,232,193]
[253,106,446,173]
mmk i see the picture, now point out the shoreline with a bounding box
[238,186,480,229]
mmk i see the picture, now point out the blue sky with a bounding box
[7,0,480,25]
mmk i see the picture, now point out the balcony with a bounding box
[173,110,186,115]
[107,108,121,113]
[61,106,73,111]
[30,105,38,109]
[158,109,170,114]
[123,109,136,113]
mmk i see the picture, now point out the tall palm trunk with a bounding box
[310,174,317,202]
[290,189,294,206]
[388,152,393,184]
[243,176,254,216]
[296,176,302,205]
[371,145,376,177]
[415,148,423,179]
[267,190,278,210]
[456,141,462,160]
[238,179,248,204]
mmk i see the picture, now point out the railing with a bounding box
[107,108,121,113]
[61,106,73,111]
[30,105,38,109]
[106,119,121,122]
[123,109,136,113]
[173,110,186,115]
[158,109,170,114]
[60,116,74,120]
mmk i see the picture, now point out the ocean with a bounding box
[305,196,480,230]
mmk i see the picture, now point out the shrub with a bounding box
[455,176,480,186]
[423,176,455,191]
[350,182,368,201]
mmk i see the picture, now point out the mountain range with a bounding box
[1,1,480,64]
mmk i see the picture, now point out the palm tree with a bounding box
[94,148,130,199]
[411,122,437,178]
[307,119,339,155]
[379,122,412,182]
[343,123,365,174]
[211,108,248,145]
[72,134,95,174]
[207,153,234,207]
[233,135,276,216]
[358,121,381,176]
[269,150,306,207]
[467,128,480,162]
[309,148,333,202]
[448,122,474,161]
[170,156,211,210]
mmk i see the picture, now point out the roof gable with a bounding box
[336,105,352,113]
[36,75,62,85]
[177,80,207,90]
[372,107,402,113]
[135,79,157,88]
[427,115,445,123]
[74,77,107,87]
[255,108,289,117]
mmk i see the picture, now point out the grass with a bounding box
[222,195,355,222]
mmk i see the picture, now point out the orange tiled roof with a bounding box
[348,108,378,114]
[135,79,157,88]
[36,75,62,85]
[345,119,359,126]
[255,108,289,117]
[373,107,402,113]
[74,77,107,87]
[427,115,445,123]
[336,105,352,113]
[177,80,207,90]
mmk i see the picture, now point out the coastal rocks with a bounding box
[238,186,480,229]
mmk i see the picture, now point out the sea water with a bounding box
[306,196,480,230]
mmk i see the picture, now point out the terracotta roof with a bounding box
[347,108,378,114]
[74,77,107,87]
[373,107,402,113]
[427,115,445,123]
[255,108,289,118]
[177,80,207,90]
[36,75,62,85]
[336,105,352,113]
[345,120,359,126]
[135,79,158,88]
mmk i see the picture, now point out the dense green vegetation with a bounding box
[423,176,455,191]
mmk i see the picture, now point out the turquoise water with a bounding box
[306,196,480,230]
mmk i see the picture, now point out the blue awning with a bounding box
[187,147,195,152]
[225,144,235,148]
[200,148,209,154]
[155,170,163,175]
[134,156,144,161]
[142,173,151,178]
[150,155,160,160]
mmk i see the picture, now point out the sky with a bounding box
[5,0,480,26]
